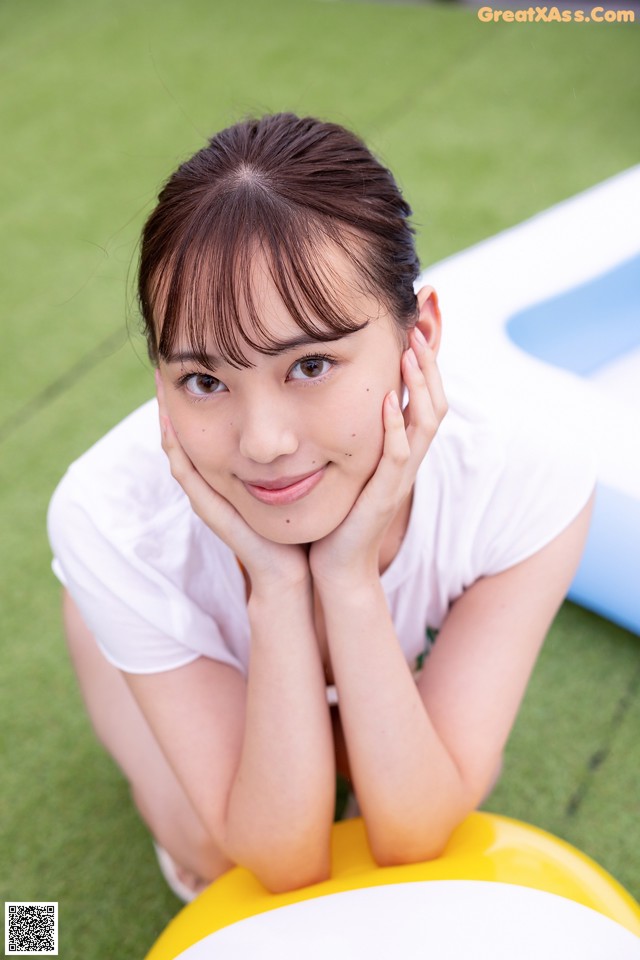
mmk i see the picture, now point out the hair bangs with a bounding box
[140,115,422,368]
[154,189,379,369]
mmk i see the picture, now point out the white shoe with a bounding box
[152,841,199,903]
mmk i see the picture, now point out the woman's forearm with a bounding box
[223,579,335,891]
[318,577,473,866]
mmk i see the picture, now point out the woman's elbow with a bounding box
[255,854,332,894]
[365,794,476,868]
[229,829,333,894]
[369,828,450,869]
[219,809,333,894]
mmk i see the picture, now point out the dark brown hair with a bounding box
[138,112,420,367]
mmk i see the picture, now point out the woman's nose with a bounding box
[238,397,299,463]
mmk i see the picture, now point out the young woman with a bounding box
[48,113,595,900]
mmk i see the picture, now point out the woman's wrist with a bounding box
[241,547,312,603]
[312,562,381,601]
[247,571,313,613]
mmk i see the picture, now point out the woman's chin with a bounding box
[248,510,346,546]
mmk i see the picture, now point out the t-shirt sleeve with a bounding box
[473,398,597,577]
[47,471,245,676]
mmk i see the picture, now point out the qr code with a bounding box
[5,903,58,956]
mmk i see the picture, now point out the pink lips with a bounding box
[243,467,326,505]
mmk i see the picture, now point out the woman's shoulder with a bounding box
[428,371,595,490]
[48,399,185,541]
[47,401,246,676]
[423,373,597,577]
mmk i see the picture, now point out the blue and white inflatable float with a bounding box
[421,166,640,636]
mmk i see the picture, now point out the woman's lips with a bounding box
[243,467,326,505]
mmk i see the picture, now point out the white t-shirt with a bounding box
[47,378,596,686]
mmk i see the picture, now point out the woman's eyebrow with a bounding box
[164,350,220,368]
[260,330,365,353]
[164,327,366,367]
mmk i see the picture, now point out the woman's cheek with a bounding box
[337,395,386,475]
[172,416,224,481]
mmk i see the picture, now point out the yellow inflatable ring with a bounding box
[145,813,639,958]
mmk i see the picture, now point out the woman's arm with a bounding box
[317,492,594,866]
[125,573,335,893]
[123,397,336,893]
[229,576,335,887]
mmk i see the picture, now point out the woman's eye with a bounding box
[288,356,334,381]
[182,373,226,396]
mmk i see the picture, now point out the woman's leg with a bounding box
[61,589,233,889]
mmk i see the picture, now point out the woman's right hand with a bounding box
[156,384,310,595]
[151,377,333,892]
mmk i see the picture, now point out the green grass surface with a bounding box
[1,1,638,956]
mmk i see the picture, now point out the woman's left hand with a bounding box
[309,327,447,588]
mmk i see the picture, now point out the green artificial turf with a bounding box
[1,1,638,956]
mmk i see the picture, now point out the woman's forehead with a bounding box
[244,247,382,326]
[155,236,387,366]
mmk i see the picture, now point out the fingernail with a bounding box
[414,327,428,348]
[388,390,400,410]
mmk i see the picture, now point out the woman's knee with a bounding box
[62,590,232,882]
[131,781,233,881]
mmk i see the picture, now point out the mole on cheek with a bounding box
[286,519,291,524]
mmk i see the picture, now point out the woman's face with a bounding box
[157,251,407,544]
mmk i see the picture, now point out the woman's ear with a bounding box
[415,285,442,356]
